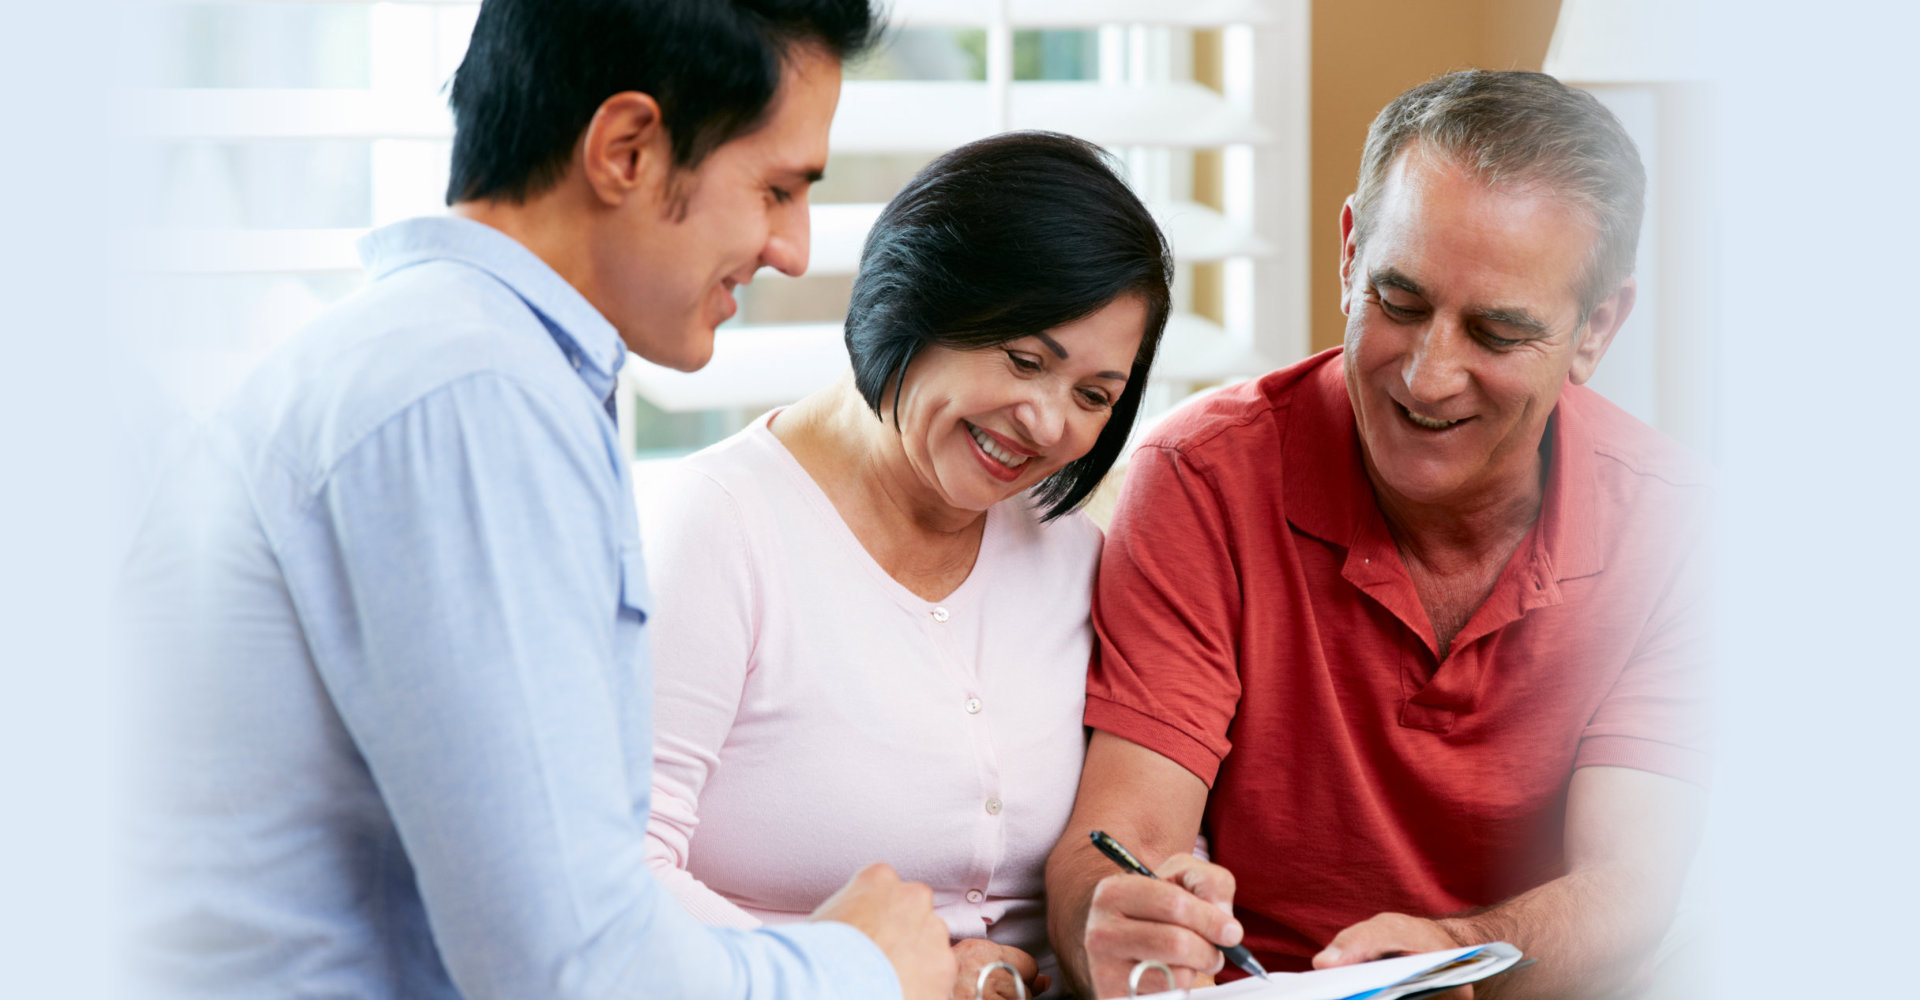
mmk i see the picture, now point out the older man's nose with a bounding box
[1403,321,1471,403]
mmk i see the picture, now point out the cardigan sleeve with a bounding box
[638,463,766,929]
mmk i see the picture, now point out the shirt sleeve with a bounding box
[308,374,898,1000]
[638,465,766,929]
[1084,442,1245,787]
[1574,485,1714,788]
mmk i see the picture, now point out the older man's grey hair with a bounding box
[1351,69,1646,326]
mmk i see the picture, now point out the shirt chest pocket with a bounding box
[618,542,652,625]
[606,542,653,709]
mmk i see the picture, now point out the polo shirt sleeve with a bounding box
[1085,442,1243,786]
[1575,493,1713,788]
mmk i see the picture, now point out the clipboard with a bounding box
[971,957,1186,999]
[970,944,1527,999]
[1123,943,1526,1000]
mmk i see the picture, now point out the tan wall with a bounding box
[1308,0,1562,353]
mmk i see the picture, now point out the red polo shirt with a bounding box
[1085,349,1710,974]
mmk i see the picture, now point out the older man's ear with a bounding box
[1569,277,1636,386]
[1338,196,1361,317]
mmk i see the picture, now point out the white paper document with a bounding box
[1129,943,1523,1000]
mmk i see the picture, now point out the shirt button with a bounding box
[931,607,949,623]
[571,354,582,370]
[984,797,1002,815]
[966,889,985,903]
[965,697,982,714]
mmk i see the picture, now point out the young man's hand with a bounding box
[812,863,958,1000]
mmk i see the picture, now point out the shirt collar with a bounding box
[1536,389,1604,580]
[1281,355,1371,549]
[356,216,628,391]
[1283,351,1604,582]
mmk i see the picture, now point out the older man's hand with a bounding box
[1312,913,1472,1000]
[1082,853,1243,999]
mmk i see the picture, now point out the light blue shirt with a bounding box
[119,217,900,1000]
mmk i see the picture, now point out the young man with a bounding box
[118,3,954,998]
[1045,71,1709,999]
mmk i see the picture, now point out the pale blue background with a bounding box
[5,2,1918,997]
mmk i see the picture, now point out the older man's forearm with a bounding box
[1044,837,1111,996]
[1436,863,1682,1000]
[1046,732,1219,997]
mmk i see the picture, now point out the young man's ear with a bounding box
[1569,277,1636,385]
[1338,196,1360,316]
[579,91,667,207]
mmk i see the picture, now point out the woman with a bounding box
[640,131,1170,999]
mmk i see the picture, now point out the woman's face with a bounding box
[890,293,1148,517]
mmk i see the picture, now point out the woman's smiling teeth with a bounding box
[968,423,1030,468]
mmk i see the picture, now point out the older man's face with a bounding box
[1339,146,1628,512]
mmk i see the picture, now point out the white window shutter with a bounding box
[133,0,1308,443]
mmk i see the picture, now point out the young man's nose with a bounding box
[760,196,811,278]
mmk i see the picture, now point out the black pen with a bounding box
[1088,830,1271,982]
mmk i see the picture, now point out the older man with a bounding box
[1046,71,1708,999]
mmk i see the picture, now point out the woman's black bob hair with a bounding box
[845,131,1173,521]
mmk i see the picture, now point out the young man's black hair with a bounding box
[446,0,880,205]
[844,130,1173,521]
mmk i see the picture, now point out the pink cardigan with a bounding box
[638,413,1100,965]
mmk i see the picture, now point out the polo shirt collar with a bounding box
[357,216,628,392]
[1281,356,1370,550]
[1282,352,1605,584]
[1536,391,1605,581]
